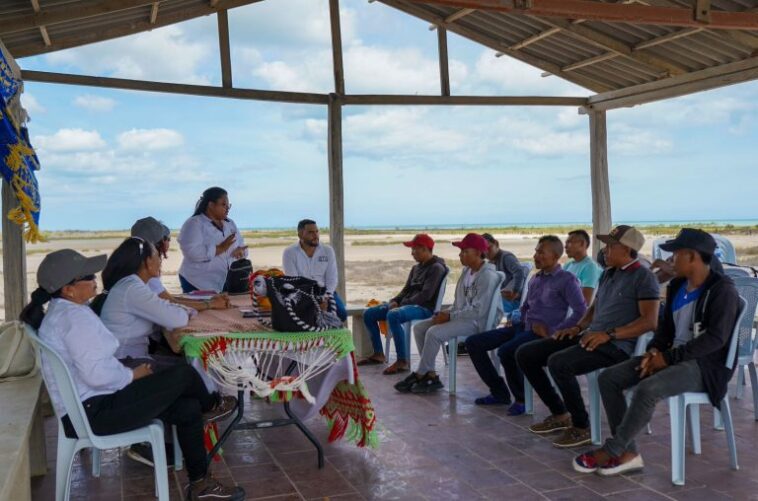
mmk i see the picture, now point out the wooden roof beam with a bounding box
[562,52,616,72]
[29,0,52,48]
[509,26,560,50]
[150,2,160,24]
[405,0,758,30]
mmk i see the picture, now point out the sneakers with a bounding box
[475,394,510,406]
[573,451,601,473]
[394,372,420,393]
[186,475,245,501]
[507,402,526,416]
[410,373,444,394]
[597,454,644,476]
[203,394,238,423]
[126,443,175,469]
[553,427,592,448]
[529,414,571,434]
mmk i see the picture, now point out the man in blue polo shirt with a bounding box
[516,225,660,448]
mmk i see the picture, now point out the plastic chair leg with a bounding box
[92,448,101,477]
[524,377,534,415]
[55,431,79,501]
[735,365,745,399]
[749,362,758,421]
[669,396,687,486]
[148,423,170,500]
[172,425,183,471]
[384,334,391,363]
[720,398,739,471]
[587,371,602,446]
[688,404,701,454]
[448,337,457,394]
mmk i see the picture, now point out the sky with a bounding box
[16,0,758,231]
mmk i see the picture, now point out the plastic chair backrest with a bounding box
[432,270,449,313]
[484,272,506,331]
[24,324,96,442]
[732,277,758,356]
[634,331,654,357]
[725,297,747,369]
[519,263,533,308]
[653,234,736,264]
[725,268,751,279]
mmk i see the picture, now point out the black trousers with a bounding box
[516,337,628,429]
[84,364,215,481]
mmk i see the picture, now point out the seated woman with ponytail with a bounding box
[92,237,198,370]
[21,249,245,501]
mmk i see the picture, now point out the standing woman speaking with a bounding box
[178,187,248,293]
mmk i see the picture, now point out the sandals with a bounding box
[357,356,385,366]
[382,362,409,375]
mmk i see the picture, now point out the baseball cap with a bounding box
[403,233,435,250]
[37,249,106,293]
[659,228,716,256]
[481,233,498,245]
[161,224,171,239]
[597,225,645,252]
[452,233,489,254]
[131,217,165,244]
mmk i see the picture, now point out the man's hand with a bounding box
[232,245,248,259]
[639,350,667,378]
[209,294,231,310]
[554,325,582,341]
[502,290,518,301]
[216,233,237,255]
[388,301,399,310]
[432,311,450,325]
[580,331,611,351]
[532,322,549,338]
[132,363,153,380]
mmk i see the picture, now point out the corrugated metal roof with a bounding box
[0,0,755,93]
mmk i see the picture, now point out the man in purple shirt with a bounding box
[465,236,587,415]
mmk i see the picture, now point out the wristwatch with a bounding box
[606,328,617,340]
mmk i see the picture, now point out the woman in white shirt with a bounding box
[131,216,230,312]
[91,237,192,369]
[20,249,244,500]
[178,187,248,293]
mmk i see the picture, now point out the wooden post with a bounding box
[588,109,612,257]
[217,9,232,88]
[327,94,345,300]
[329,0,345,96]
[2,181,27,321]
[437,26,451,96]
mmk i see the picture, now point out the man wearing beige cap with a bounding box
[516,225,660,448]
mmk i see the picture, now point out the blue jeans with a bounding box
[363,304,432,361]
[333,292,347,322]
[502,298,520,314]
[465,325,539,403]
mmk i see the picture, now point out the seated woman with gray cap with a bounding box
[20,249,245,501]
[131,216,230,312]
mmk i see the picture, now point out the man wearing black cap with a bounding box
[573,228,740,476]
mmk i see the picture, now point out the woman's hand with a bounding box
[132,363,153,380]
[209,294,231,310]
[215,233,237,256]
[232,246,248,259]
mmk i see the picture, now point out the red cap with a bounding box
[452,233,489,254]
[403,233,435,250]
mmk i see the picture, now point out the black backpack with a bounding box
[225,259,252,294]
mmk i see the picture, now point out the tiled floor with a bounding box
[31,350,758,500]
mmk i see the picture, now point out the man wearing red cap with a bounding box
[359,234,448,374]
[395,233,504,394]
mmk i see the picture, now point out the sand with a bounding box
[2,230,757,320]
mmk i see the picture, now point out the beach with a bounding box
[2,226,757,321]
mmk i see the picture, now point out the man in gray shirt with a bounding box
[516,225,660,449]
[482,233,526,314]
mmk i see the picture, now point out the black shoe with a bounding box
[457,342,468,356]
[410,374,444,394]
[187,475,246,501]
[126,443,175,469]
[394,372,420,393]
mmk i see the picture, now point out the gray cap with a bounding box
[161,223,171,239]
[131,217,164,244]
[37,249,106,293]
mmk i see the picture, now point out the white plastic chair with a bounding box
[730,277,758,416]
[725,267,752,279]
[667,296,746,486]
[446,271,505,394]
[389,270,449,363]
[24,324,173,501]
[490,263,533,373]
[588,332,654,445]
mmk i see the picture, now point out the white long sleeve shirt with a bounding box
[282,243,338,293]
[39,298,134,417]
[100,274,190,359]
[177,214,247,292]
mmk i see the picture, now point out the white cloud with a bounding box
[609,124,672,156]
[21,93,45,115]
[34,128,106,152]
[45,23,214,84]
[117,128,184,151]
[73,94,117,112]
